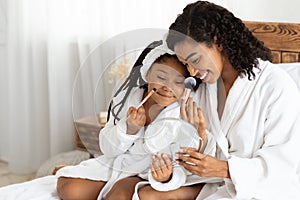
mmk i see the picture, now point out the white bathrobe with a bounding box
[192,60,300,200]
[57,87,216,199]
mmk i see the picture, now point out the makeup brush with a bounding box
[136,88,157,109]
[183,77,196,103]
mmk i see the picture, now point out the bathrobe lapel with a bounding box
[204,83,229,159]
[206,66,266,160]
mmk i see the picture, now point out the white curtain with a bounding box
[0,0,200,174]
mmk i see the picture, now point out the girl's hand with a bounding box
[180,97,207,143]
[126,106,146,135]
[150,153,173,182]
[176,147,230,178]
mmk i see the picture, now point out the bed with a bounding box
[0,21,299,200]
[244,21,300,63]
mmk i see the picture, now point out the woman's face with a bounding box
[174,39,224,84]
[146,58,186,107]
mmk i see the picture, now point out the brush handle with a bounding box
[136,89,156,109]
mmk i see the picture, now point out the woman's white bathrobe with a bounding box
[191,60,300,200]
[56,87,216,199]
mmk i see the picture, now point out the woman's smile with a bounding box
[199,70,209,80]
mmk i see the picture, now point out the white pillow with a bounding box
[36,150,90,177]
[276,62,300,92]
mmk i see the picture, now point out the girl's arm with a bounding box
[99,106,146,157]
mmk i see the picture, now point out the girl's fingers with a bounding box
[150,163,158,178]
[158,153,166,167]
[128,107,137,119]
[158,154,172,174]
[162,154,173,170]
[152,155,163,177]
[137,106,145,115]
[127,106,145,128]
[137,106,146,123]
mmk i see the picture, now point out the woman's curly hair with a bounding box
[166,1,273,80]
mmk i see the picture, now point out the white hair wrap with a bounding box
[140,39,175,82]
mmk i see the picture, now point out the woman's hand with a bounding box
[150,153,173,182]
[180,97,207,142]
[176,147,230,178]
[126,106,146,135]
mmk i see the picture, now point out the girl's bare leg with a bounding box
[57,177,106,200]
[138,184,203,200]
[105,176,144,200]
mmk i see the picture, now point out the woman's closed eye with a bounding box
[192,57,200,65]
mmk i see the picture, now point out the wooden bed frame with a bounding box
[244,21,300,64]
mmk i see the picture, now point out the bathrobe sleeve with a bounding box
[99,88,144,158]
[99,117,144,158]
[226,70,300,199]
[148,165,186,191]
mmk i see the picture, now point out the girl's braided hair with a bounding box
[107,40,162,124]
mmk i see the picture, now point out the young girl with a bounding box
[55,40,215,200]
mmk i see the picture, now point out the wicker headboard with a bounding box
[244,21,300,64]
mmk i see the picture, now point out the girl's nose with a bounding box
[162,85,171,92]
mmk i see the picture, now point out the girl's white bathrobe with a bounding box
[56,87,216,199]
[192,60,300,200]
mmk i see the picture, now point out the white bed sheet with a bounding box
[0,175,59,200]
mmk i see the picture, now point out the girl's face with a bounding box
[174,39,224,84]
[146,58,186,107]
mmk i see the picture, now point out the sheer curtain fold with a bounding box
[5,0,86,173]
[7,0,51,173]
[2,0,195,174]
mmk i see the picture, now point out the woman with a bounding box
[138,1,300,199]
